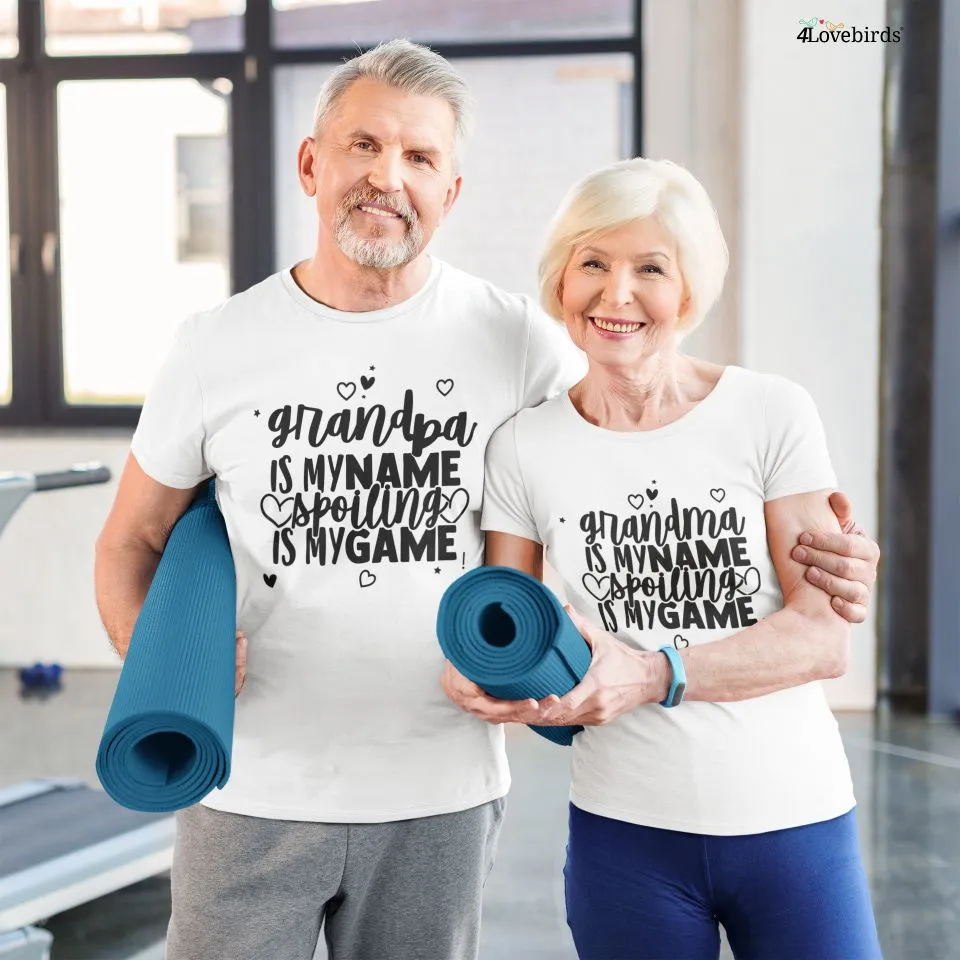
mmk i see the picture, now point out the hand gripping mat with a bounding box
[96,486,236,811]
[437,566,591,745]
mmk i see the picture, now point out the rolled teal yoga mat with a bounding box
[437,566,592,746]
[96,483,237,812]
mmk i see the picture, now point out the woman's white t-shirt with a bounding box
[480,365,856,836]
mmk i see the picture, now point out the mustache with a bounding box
[340,184,417,224]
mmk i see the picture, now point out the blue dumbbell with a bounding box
[18,662,63,690]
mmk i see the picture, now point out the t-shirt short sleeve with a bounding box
[481,415,541,543]
[762,376,838,501]
[130,318,210,489]
[520,300,587,409]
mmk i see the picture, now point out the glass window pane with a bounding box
[272,0,633,49]
[58,79,232,405]
[274,55,633,298]
[0,86,9,404]
[44,0,244,56]
[0,1,15,58]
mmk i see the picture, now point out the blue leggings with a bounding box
[564,804,881,960]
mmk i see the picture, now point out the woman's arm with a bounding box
[483,530,544,579]
[678,489,849,701]
[540,489,851,725]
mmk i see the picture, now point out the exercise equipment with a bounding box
[436,565,592,745]
[97,485,237,813]
[0,465,176,960]
[17,664,62,694]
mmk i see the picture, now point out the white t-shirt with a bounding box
[131,257,585,823]
[481,365,856,836]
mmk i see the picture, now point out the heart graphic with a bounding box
[441,489,470,524]
[582,573,611,601]
[337,381,356,400]
[646,487,659,501]
[627,493,645,510]
[263,573,277,588]
[359,570,377,588]
[736,567,761,596]
[260,494,295,528]
[674,634,689,649]
[360,375,375,389]
[436,379,454,396]
[710,488,726,503]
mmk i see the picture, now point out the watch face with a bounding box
[672,682,687,707]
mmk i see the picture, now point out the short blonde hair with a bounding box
[313,39,474,172]
[538,157,729,334]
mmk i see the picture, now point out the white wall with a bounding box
[738,0,883,709]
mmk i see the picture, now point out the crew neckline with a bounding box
[279,256,443,323]
[559,364,739,441]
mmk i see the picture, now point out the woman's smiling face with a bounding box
[560,217,689,367]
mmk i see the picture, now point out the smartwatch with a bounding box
[658,645,687,708]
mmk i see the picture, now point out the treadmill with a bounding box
[0,466,176,960]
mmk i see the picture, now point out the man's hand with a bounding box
[537,606,668,726]
[440,661,543,725]
[235,630,247,697]
[794,491,880,624]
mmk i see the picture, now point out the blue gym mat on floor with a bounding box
[436,566,591,745]
[96,483,237,812]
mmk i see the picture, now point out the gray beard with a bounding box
[334,212,424,269]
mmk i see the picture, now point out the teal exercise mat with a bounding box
[96,483,237,812]
[436,566,591,746]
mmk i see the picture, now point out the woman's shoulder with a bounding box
[719,365,818,409]
[718,367,826,446]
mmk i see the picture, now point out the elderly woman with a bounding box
[444,158,882,959]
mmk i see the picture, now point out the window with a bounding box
[271,0,634,49]
[57,79,232,405]
[177,133,231,262]
[44,0,245,56]
[0,0,639,425]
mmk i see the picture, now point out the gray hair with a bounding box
[312,39,474,172]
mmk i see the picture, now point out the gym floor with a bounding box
[2,670,959,960]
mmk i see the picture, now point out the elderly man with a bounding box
[94,38,880,960]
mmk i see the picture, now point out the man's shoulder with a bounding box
[183,272,286,340]
[509,392,570,435]
[435,260,533,322]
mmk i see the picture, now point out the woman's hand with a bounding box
[538,606,670,727]
[440,661,544,725]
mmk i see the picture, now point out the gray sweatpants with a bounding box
[164,797,506,960]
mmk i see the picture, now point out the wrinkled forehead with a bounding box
[325,78,457,155]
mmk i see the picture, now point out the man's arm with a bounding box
[797,491,880,623]
[94,453,199,659]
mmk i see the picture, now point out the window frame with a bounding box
[0,0,642,428]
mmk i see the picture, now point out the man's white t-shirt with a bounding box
[481,365,856,836]
[131,257,585,823]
